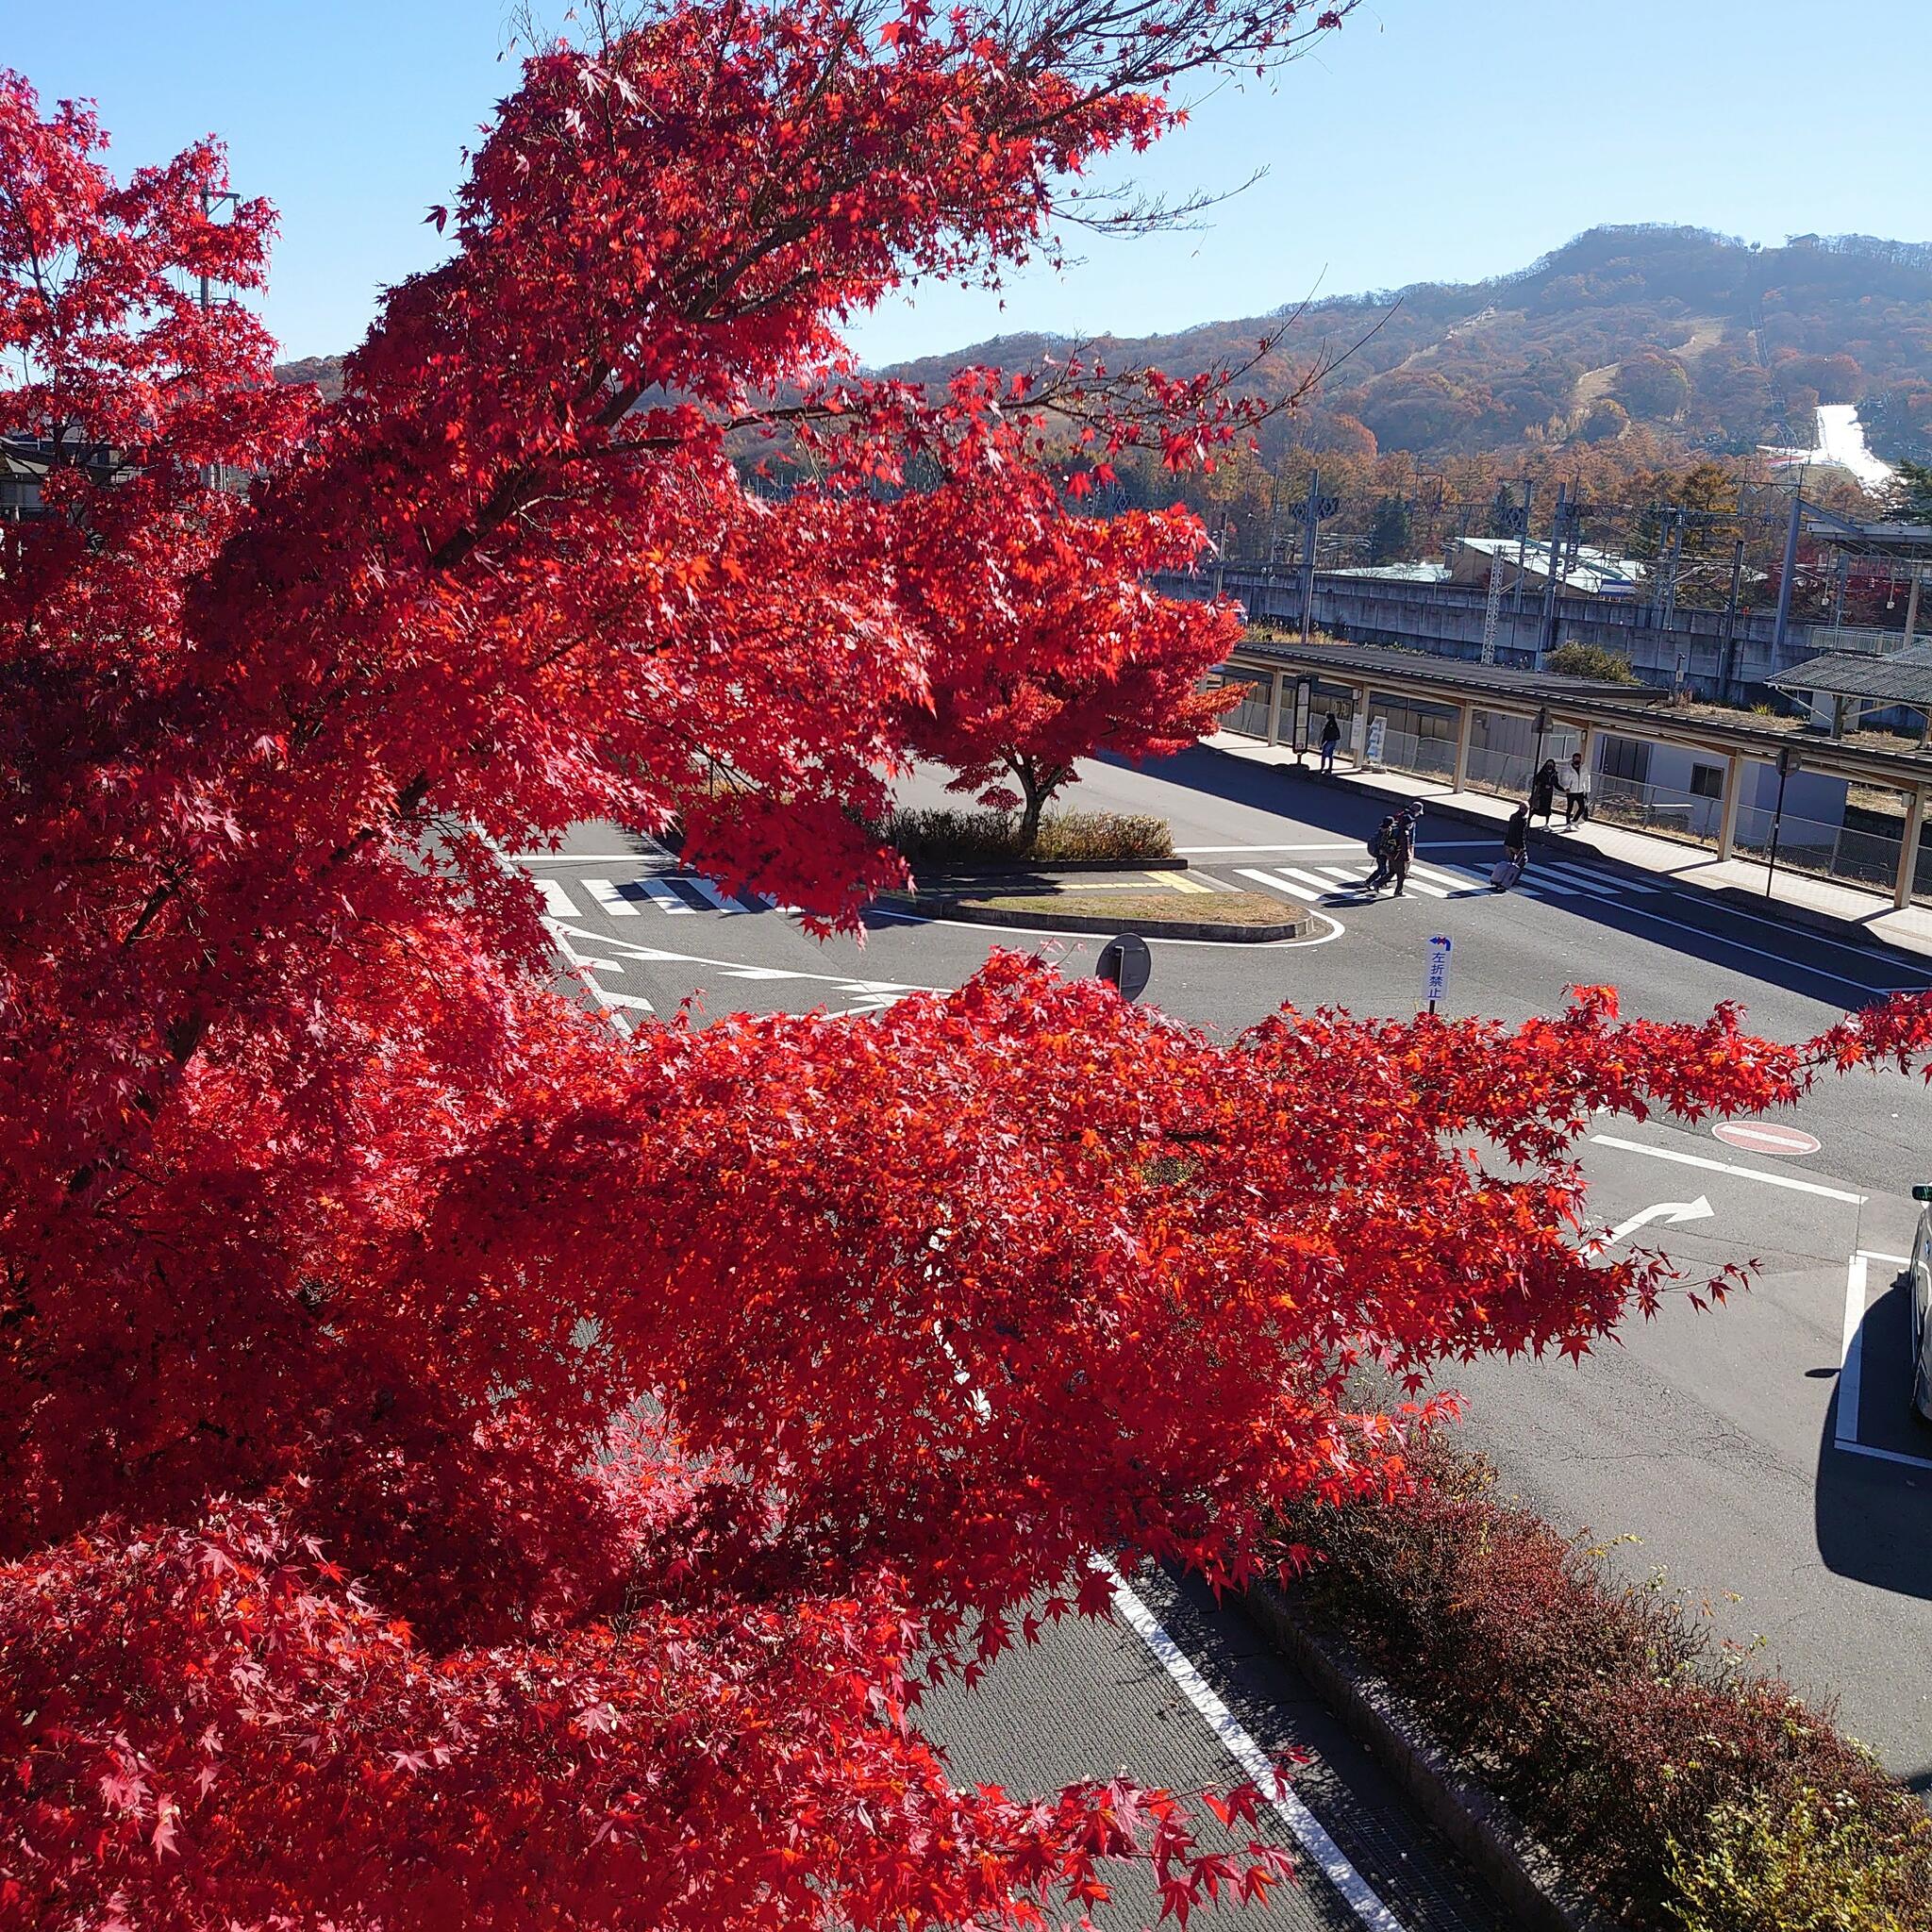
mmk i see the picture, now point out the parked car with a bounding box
[1912,1185,1932,1424]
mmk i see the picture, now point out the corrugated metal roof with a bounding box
[1237,638,1669,704]
[1769,645,1932,707]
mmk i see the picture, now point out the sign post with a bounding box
[1364,716,1388,772]
[1766,745,1795,900]
[1097,932,1153,1004]
[1423,934,1453,1017]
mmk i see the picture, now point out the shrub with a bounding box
[1546,641,1641,684]
[884,807,1174,865]
[1669,1790,1927,1932]
[1272,1446,1932,1929]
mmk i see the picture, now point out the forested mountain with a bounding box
[273,225,1932,473]
[878,225,1932,468]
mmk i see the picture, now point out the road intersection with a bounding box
[515,742,1932,1924]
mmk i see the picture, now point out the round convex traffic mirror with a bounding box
[1096,932,1152,1003]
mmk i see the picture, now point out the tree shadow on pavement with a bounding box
[1123,747,1932,1011]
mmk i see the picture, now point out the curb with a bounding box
[892,896,1312,942]
[905,855,1191,875]
[1701,879,1918,957]
[1242,1581,1618,1932]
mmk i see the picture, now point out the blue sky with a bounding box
[10,1,1930,367]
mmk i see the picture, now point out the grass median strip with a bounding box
[954,889,1294,925]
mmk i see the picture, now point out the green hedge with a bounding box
[883,808,1174,866]
[1273,1448,1932,1930]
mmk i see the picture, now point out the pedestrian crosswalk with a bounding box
[537,873,770,920]
[1235,854,1662,907]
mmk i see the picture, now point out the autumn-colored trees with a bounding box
[6,15,1932,1932]
[898,471,1240,842]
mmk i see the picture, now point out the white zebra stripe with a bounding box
[636,877,698,915]
[582,877,641,918]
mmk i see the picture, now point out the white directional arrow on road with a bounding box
[1602,1195,1715,1246]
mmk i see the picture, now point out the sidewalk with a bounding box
[1206,731,1932,968]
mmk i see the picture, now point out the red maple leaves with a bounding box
[4,9,1931,1927]
[894,461,1242,838]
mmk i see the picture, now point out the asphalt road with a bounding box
[517,742,1932,1922]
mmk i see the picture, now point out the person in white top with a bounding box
[1558,751,1592,826]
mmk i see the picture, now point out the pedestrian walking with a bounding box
[1530,758,1558,824]
[1319,710,1341,774]
[1493,803,1530,891]
[1559,751,1593,826]
[1389,803,1421,897]
[1364,813,1398,891]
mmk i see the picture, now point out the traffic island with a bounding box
[889,883,1314,941]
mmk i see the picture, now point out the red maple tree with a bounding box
[897,469,1241,844]
[5,10,1931,1930]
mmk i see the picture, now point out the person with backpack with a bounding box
[1390,803,1421,897]
[1319,710,1341,774]
[1364,814,1399,892]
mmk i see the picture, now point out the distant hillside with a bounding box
[879,225,1932,466]
[275,354,346,402]
[273,225,1932,466]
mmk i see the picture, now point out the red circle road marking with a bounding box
[1712,1120,1822,1158]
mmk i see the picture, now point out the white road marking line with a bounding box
[1576,898,1910,997]
[545,921,948,992]
[1275,866,1354,898]
[1839,1252,1868,1450]
[678,874,735,909]
[1362,864,1448,898]
[637,877,697,915]
[1590,1134,1865,1204]
[537,877,579,918]
[1183,843,1930,979]
[1239,865,1333,900]
[1507,866,1585,893]
[511,850,672,862]
[1834,1252,1932,1470]
[1532,860,1654,896]
[595,989,656,1011]
[582,877,641,918]
[1836,1439,1932,1468]
[1406,862,1477,893]
[1101,1563,1409,1932]
[542,920,638,1039]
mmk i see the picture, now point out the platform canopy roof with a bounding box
[1238,638,1672,708]
[1770,643,1932,708]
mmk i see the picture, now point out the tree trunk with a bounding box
[1014,762,1052,852]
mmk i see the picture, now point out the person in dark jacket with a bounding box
[1530,758,1558,824]
[1364,813,1399,891]
[1319,710,1341,774]
[1390,803,1421,896]
[1504,803,1530,877]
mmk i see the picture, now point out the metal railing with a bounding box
[1590,774,1725,848]
[1799,624,1925,658]
[1369,723,1457,781]
[1731,804,1904,894]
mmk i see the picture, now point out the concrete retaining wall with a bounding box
[1169,569,1824,705]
